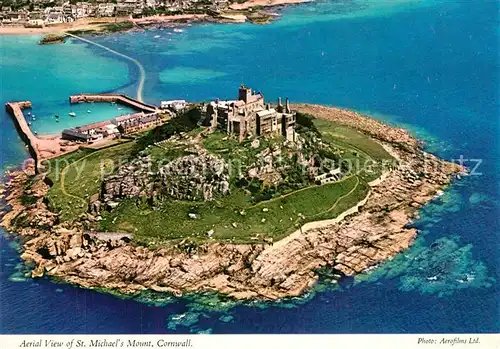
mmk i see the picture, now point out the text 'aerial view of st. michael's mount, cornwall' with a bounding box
[0,0,498,337]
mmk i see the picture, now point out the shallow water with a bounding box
[0,0,498,333]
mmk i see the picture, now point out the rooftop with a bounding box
[256,108,277,118]
[76,120,111,132]
[114,112,145,122]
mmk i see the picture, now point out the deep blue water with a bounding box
[0,0,499,333]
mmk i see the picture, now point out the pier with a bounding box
[69,93,158,113]
[5,101,82,174]
[5,101,42,173]
[5,93,163,174]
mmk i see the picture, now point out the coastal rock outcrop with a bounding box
[159,154,230,201]
[1,105,464,300]
[101,154,154,204]
[98,153,230,209]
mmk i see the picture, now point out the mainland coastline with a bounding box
[0,101,464,300]
[0,0,312,37]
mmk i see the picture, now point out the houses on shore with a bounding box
[0,0,220,26]
[1,2,118,26]
[62,111,161,143]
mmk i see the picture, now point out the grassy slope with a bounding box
[314,119,393,161]
[45,141,135,221]
[44,118,391,244]
[314,119,395,182]
[100,175,366,245]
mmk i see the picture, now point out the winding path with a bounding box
[66,33,146,102]
[309,176,360,219]
[59,151,96,207]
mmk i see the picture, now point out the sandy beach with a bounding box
[0,14,214,35]
[0,17,130,35]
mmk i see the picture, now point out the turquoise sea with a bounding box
[0,0,498,333]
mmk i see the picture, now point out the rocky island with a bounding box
[38,34,67,45]
[1,86,465,300]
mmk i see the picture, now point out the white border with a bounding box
[1,334,499,349]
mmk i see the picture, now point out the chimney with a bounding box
[266,103,270,110]
[285,98,290,113]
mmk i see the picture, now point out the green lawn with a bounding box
[202,131,277,175]
[314,119,394,161]
[41,118,386,245]
[99,175,367,245]
[314,119,396,182]
[44,142,135,221]
[149,143,191,172]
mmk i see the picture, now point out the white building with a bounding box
[28,18,44,26]
[104,124,120,136]
[160,100,187,111]
[97,3,115,17]
[45,13,65,24]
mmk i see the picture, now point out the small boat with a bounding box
[87,110,91,113]
[34,131,38,135]
[117,107,123,110]
[111,101,116,105]
[55,115,59,119]
[56,119,59,122]
[154,35,161,38]
[69,112,76,117]
[173,28,184,33]
[28,122,32,126]
[27,112,31,116]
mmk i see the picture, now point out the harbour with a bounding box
[5,93,178,173]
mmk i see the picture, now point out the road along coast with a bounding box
[0,105,464,300]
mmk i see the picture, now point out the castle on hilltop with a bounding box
[206,85,296,142]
